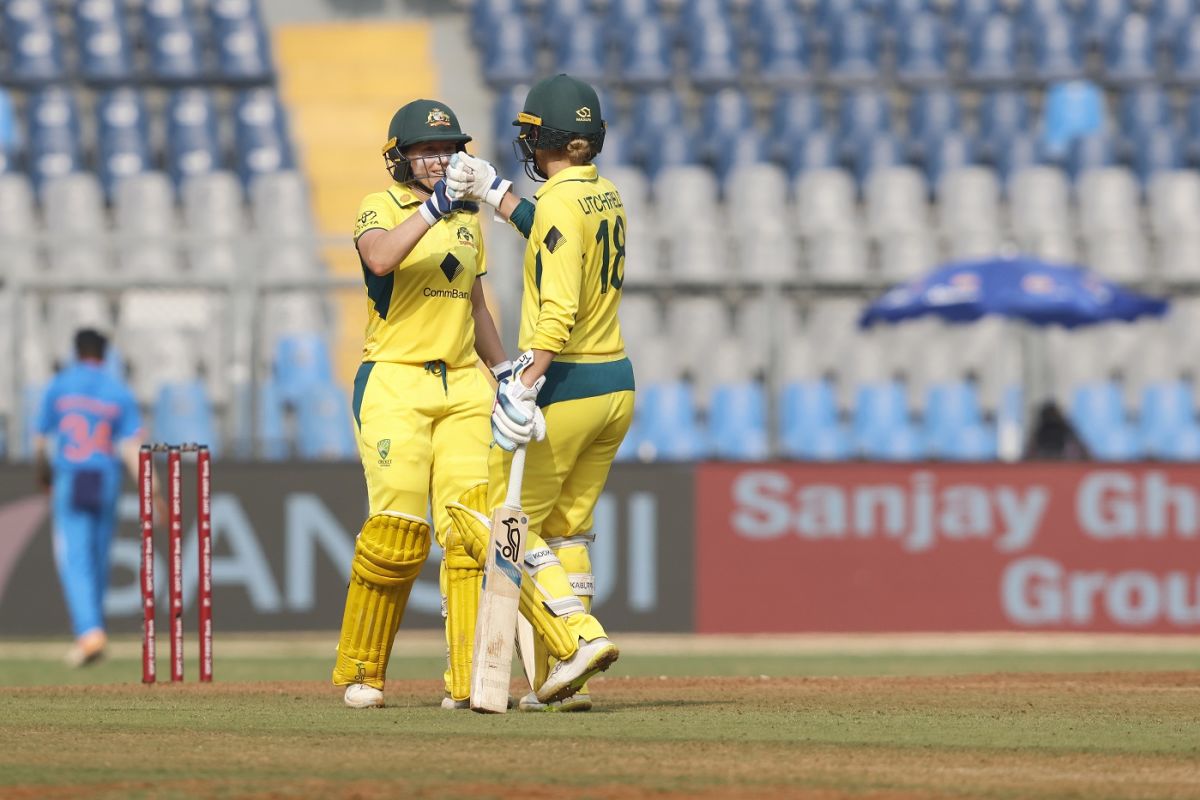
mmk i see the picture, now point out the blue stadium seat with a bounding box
[167,89,222,186]
[749,0,800,33]
[940,422,998,461]
[542,0,593,46]
[1067,131,1116,179]
[714,129,768,184]
[296,382,357,460]
[154,380,219,456]
[1174,17,1200,85]
[619,17,673,88]
[895,11,949,85]
[839,88,893,150]
[483,17,536,87]
[687,20,741,89]
[1071,381,1126,446]
[772,91,824,161]
[210,0,273,84]
[97,89,151,197]
[27,88,82,188]
[780,379,840,458]
[1119,87,1172,147]
[1041,80,1105,162]
[637,382,706,460]
[607,0,665,45]
[234,89,294,187]
[701,90,754,145]
[885,0,932,26]
[598,123,630,166]
[996,133,1045,187]
[862,420,927,461]
[853,381,909,449]
[828,11,881,85]
[1152,0,1196,44]
[1088,424,1143,461]
[1104,13,1157,85]
[75,0,135,85]
[786,129,840,177]
[923,381,983,457]
[758,16,814,88]
[923,132,976,192]
[908,88,962,154]
[1032,13,1085,82]
[144,0,204,83]
[1082,0,1129,47]
[854,132,906,187]
[273,332,334,406]
[256,378,289,461]
[1133,127,1184,185]
[954,0,997,39]
[708,382,770,461]
[1139,380,1196,457]
[978,90,1031,160]
[1021,0,1074,28]
[3,0,65,86]
[1159,423,1200,460]
[680,0,735,32]
[628,89,685,164]
[966,14,1020,85]
[640,127,699,179]
[471,0,519,46]
[553,17,607,85]
[790,424,853,461]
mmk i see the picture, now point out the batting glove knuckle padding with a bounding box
[447,153,511,208]
[418,179,456,226]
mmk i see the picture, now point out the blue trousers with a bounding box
[51,469,121,637]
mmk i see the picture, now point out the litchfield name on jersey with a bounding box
[423,286,471,299]
[576,190,624,215]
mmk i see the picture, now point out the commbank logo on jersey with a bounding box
[576,106,592,122]
[427,107,451,127]
[543,226,565,254]
[440,253,464,283]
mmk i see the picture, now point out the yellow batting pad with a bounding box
[333,512,431,689]
[443,528,482,701]
[446,484,592,661]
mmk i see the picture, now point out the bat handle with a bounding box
[504,445,526,510]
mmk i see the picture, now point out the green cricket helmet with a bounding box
[513,74,606,180]
[382,99,472,184]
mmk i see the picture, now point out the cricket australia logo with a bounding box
[427,107,452,127]
[456,225,476,250]
[576,106,593,122]
[439,253,464,283]
[376,439,392,467]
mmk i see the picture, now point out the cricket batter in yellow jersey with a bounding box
[332,99,512,710]
[444,74,633,711]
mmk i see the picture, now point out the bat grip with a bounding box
[504,445,526,509]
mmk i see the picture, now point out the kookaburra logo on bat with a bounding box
[500,517,522,560]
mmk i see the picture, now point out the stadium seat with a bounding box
[727,163,796,281]
[3,0,65,85]
[144,0,204,83]
[977,89,1031,161]
[853,381,909,447]
[995,133,1045,188]
[1040,80,1106,162]
[483,17,536,87]
[114,171,182,276]
[780,379,851,460]
[636,382,706,460]
[749,0,800,32]
[1133,128,1185,186]
[1118,87,1173,154]
[153,380,219,456]
[1152,0,1196,45]
[908,88,961,154]
[865,166,928,237]
[713,130,768,183]
[795,168,858,236]
[1174,17,1200,85]
[1104,13,1157,85]
[542,0,593,46]
[1031,13,1085,82]
[838,89,893,151]
[1139,380,1196,456]
[552,17,607,86]
[1086,423,1143,461]
[771,92,824,162]
[233,89,294,187]
[966,14,1019,85]
[1071,381,1126,443]
[853,132,906,187]
[1067,131,1117,180]
[940,422,999,461]
[922,132,976,193]
[1148,169,1200,235]
[938,166,1002,255]
[273,332,335,407]
[895,11,949,85]
[251,170,313,235]
[1009,166,1071,256]
[295,382,356,460]
[828,11,881,85]
[75,0,135,85]
[43,173,110,273]
[27,87,82,189]
[96,88,151,198]
[471,0,522,47]
[923,381,983,457]
[954,0,996,39]
[640,128,700,180]
[210,0,273,84]
[708,382,770,461]
[1157,422,1200,460]
[1021,0,1073,27]
[607,0,663,42]
[620,20,673,88]
[785,129,840,177]
[861,419,927,461]
[758,15,814,88]
[1082,0,1130,47]
[1076,167,1140,238]
[687,20,741,89]
[0,173,38,275]
[700,90,754,148]
[167,89,222,186]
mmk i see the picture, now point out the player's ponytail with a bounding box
[566,138,596,166]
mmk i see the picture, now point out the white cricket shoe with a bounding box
[518,690,592,712]
[536,637,618,704]
[343,684,384,709]
[440,695,470,710]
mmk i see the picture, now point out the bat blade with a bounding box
[469,501,528,713]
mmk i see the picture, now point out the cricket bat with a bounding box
[470,445,528,713]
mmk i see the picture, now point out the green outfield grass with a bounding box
[2,636,1199,799]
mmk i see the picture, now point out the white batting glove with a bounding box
[447,152,512,209]
[490,360,514,383]
[490,351,546,452]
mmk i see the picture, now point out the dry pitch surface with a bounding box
[2,633,1199,799]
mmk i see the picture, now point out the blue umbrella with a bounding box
[859,256,1168,329]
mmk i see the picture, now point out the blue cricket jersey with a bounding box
[36,362,143,474]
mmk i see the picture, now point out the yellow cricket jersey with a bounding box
[353,185,486,368]
[520,165,626,360]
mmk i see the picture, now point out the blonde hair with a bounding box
[566,138,597,165]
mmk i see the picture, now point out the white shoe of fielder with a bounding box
[343,684,384,709]
[536,637,618,704]
[444,694,516,710]
[518,690,593,712]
